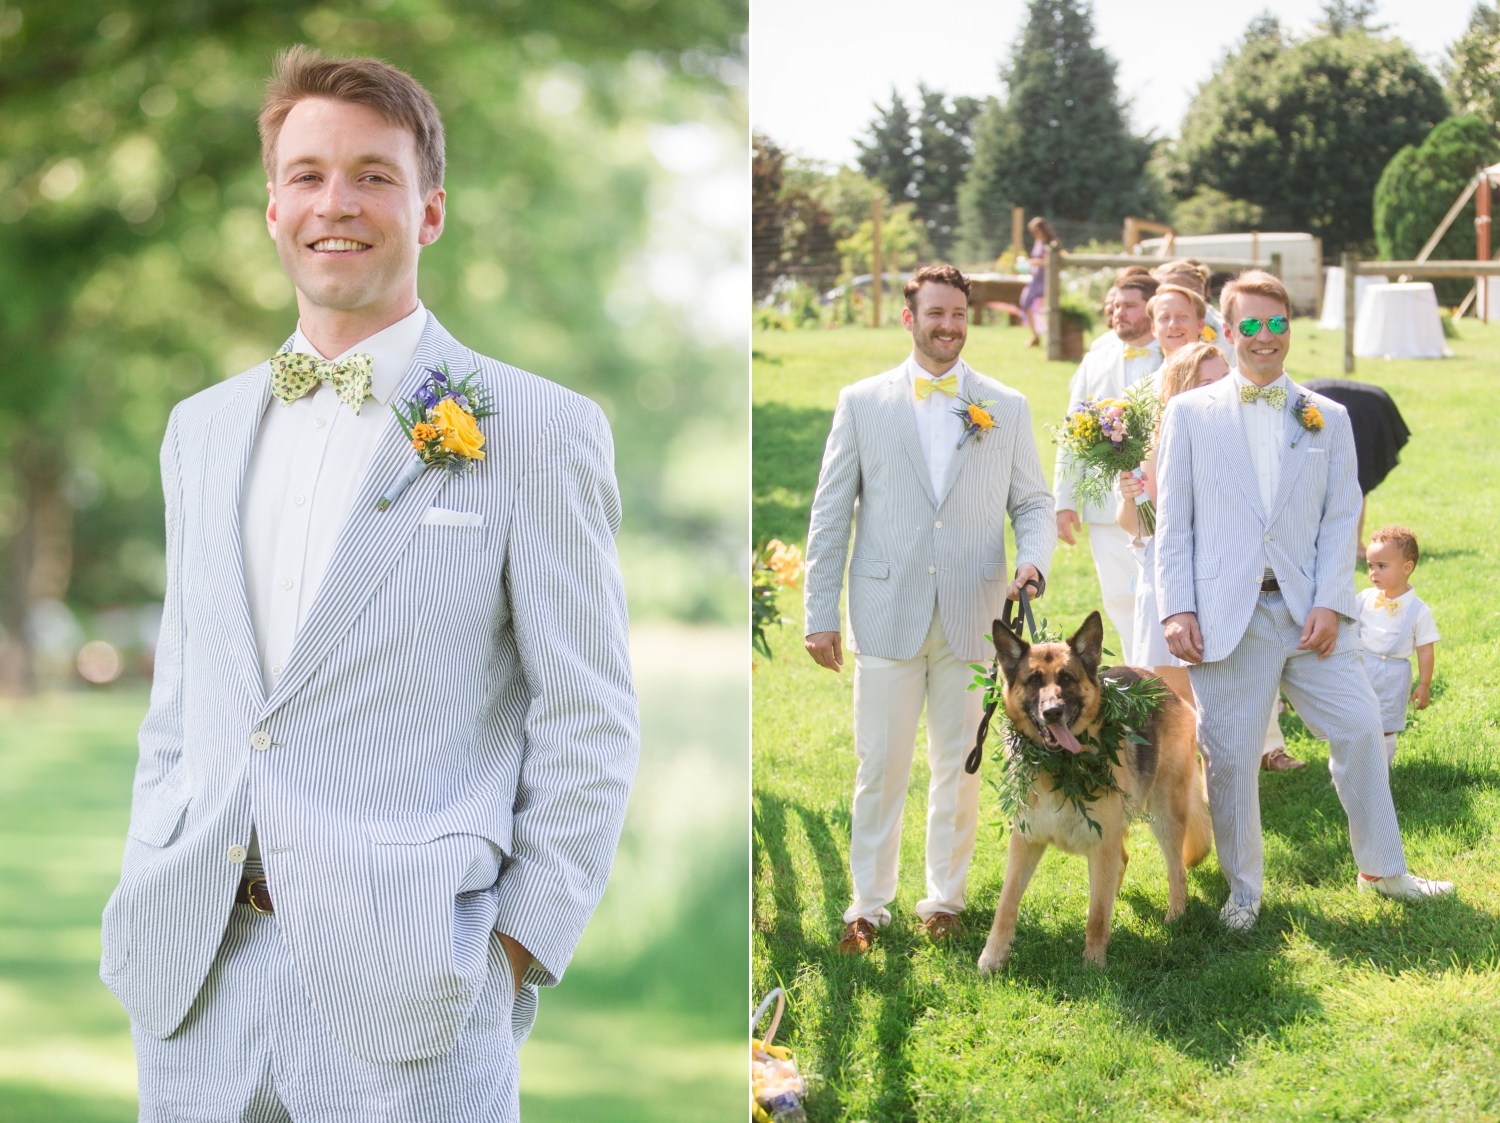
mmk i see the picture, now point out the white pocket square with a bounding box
[421,507,484,528]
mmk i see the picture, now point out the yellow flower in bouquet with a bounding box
[762,539,804,586]
[432,398,486,460]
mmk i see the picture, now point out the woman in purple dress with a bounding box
[1020,216,1056,348]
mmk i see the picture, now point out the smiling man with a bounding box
[100,47,638,1122]
[804,264,1055,954]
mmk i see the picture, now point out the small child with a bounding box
[1356,525,1439,766]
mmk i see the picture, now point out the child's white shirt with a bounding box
[1356,586,1439,659]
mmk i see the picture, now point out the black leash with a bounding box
[965,580,1042,776]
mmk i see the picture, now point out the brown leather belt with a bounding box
[1260,576,1280,593]
[235,875,274,914]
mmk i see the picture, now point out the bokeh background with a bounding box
[0,3,748,1120]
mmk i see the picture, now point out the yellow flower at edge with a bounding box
[763,538,804,586]
[411,422,438,451]
[1201,324,1218,342]
[431,398,486,459]
[967,404,994,429]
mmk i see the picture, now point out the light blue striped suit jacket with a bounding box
[100,313,639,1063]
[1154,374,1360,663]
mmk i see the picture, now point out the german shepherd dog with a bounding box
[976,611,1212,972]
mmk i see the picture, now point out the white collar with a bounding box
[290,301,428,406]
[905,354,967,388]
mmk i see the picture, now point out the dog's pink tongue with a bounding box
[1048,724,1082,754]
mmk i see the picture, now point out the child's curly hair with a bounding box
[1370,524,1419,565]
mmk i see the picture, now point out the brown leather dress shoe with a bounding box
[1262,746,1307,772]
[838,918,877,955]
[920,912,963,941]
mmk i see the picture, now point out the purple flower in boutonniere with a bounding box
[1290,393,1325,448]
[376,363,496,511]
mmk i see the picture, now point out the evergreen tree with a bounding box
[1446,3,1500,126]
[1173,14,1447,251]
[955,0,1153,262]
[856,89,918,209]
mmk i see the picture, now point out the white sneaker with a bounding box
[1358,872,1455,900]
[1220,900,1259,931]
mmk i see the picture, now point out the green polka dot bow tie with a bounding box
[269,351,375,415]
[1239,383,1287,409]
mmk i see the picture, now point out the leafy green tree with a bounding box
[1446,3,1500,125]
[0,0,746,690]
[1373,115,1499,301]
[955,0,1155,262]
[1172,186,1265,236]
[856,85,980,258]
[753,135,839,297]
[1171,14,1447,252]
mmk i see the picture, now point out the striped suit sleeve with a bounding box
[496,402,639,987]
[134,407,186,800]
[1006,398,1057,579]
[1154,397,1197,622]
[803,390,861,636]
[1313,406,1361,619]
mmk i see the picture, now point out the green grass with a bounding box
[0,624,747,1123]
[752,320,1500,1121]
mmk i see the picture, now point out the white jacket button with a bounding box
[227,845,247,864]
[928,566,936,574]
[934,520,942,528]
[250,731,272,751]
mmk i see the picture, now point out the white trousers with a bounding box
[1190,592,1407,909]
[846,608,985,925]
[133,904,535,1122]
[1087,520,1137,667]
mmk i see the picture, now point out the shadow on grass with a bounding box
[752,402,832,545]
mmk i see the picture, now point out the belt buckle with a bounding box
[246,876,273,915]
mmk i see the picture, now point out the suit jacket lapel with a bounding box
[887,364,938,508]
[258,313,461,719]
[1206,378,1268,523]
[1269,379,1312,515]
[199,364,275,707]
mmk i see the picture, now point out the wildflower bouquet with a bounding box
[752,539,803,660]
[1051,382,1160,534]
[377,365,497,511]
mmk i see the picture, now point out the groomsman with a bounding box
[1155,270,1454,930]
[1152,258,1233,365]
[804,264,1056,954]
[1054,270,1160,663]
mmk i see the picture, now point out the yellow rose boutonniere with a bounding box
[379,364,496,510]
[1201,324,1217,342]
[432,398,486,460]
[952,392,1000,449]
[1291,393,1324,447]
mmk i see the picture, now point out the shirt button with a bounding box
[1264,533,1272,542]
[271,665,282,677]
[227,845,248,864]
[928,566,937,574]
[295,495,306,506]
[934,520,943,528]
[250,731,272,751]
[281,578,294,590]
[315,418,326,428]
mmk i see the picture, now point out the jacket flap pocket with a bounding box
[364,804,512,853]
[981,562,1007,581]
[128,786,191,847]
[848,558,889,579]
[1195,555,1220,579]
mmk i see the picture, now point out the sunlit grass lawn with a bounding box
[0,625,746,1123]
[752,318,1500,1121]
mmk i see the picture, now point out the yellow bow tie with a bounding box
[269,351,375,415]
[1123,346,1153,359]
[914,374,958,400]
[1373,592,1402,616]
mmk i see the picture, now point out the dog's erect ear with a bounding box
[1068,611,1105,676]
[992,619,1029,682]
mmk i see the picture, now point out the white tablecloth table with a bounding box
[1317,267,1389,330]
[1353,282,1450,360]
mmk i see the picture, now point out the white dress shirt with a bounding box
[240,302,427,695]
[1233,369,1291,515]
[1356,586,1439,658]
[906,355,966,498]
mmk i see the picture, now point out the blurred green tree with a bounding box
[1169,12,1447,253]
[0,0,746,691]
[1446,2,1500,125]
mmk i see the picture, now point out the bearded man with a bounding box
[803,264,1056,954]
[100,48,636,1122]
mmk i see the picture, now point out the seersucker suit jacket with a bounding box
[804,360,1056,665]
[100,313,639,1064]
[1154,373,1360,664]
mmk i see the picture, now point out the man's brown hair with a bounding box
[1220,269,1289,324]
[903,263,971,312]
[1152,257,1211,296]
[1115,273,1158,302]
[1370,524,1420,565]
[259,45,446,193]
[1148,284,1207,322]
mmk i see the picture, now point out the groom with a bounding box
[1155,270,1452,931]
[100,48,637,1120]
[804,264,1055,954]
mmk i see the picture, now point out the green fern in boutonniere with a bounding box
[1291,393,1324,447]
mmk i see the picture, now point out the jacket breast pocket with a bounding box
[127,785,191,848]
[414,525,490,553]
[848,558,889,579]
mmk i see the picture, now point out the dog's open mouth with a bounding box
[1040,721,1083,754]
